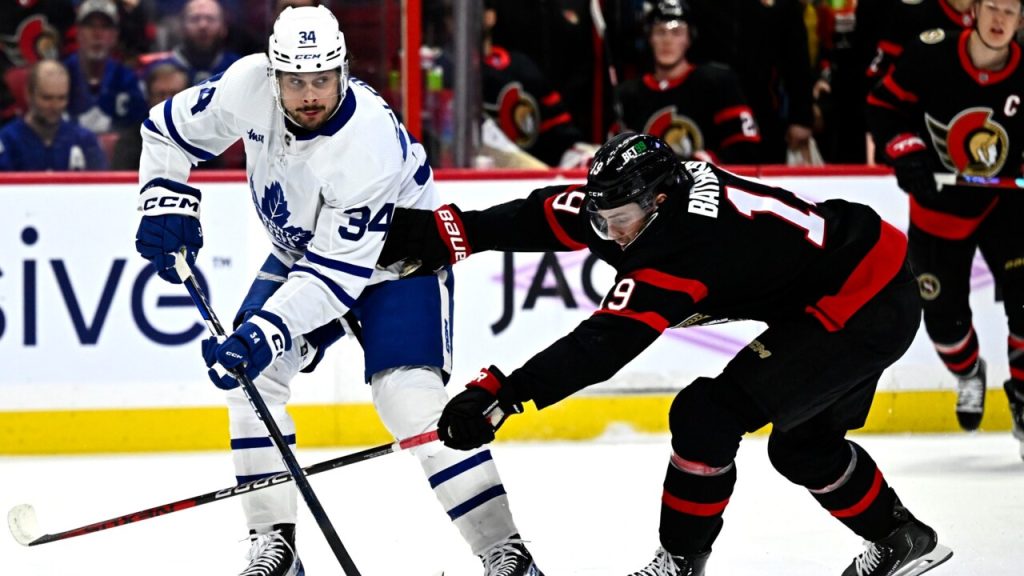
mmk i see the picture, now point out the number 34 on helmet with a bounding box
[267,6,349,118]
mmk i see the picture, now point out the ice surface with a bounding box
[2,432,1021,575]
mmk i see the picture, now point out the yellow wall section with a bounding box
[0,390,1015,455]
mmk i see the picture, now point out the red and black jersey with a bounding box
[483,45,585,167]
[614,64,761,164]
[460,163,906,408]
[865,0,973,84]
[867,29,1024,231]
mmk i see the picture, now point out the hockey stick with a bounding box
[935,173,1024,190]
[7,429,439,547]
[590,0,626,130]
[173,253,361,575]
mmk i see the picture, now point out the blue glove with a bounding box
[201,311,291,390]
[135,178,203,284]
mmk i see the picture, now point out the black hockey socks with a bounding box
[658,454,734,556]
[808,442,899,541]
[935,327,980,377]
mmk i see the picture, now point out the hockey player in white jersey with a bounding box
[133,6,543,576]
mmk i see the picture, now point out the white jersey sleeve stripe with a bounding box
[143,118,164,137]
[289,264,357,308]
[304,250,374,278]
[162,99,215,161]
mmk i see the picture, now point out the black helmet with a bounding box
[645,0,691,26]
[585,132,682,211]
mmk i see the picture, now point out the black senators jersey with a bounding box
[483,45,585,167]
[868,29,1024,180]
[460,163,906,407]
[615,65,761,164]
[865,0,973,83]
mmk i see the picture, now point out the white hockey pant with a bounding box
[372,366,519,555]
[227,349,518,553]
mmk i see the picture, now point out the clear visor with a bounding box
[586,195,658,241]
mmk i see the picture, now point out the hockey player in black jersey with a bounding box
[378,133,953,576]
[864,0,975,87]
[614,0,760,164]
[868,0,1024,449]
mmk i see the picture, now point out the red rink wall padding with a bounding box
[0,166,1016,453]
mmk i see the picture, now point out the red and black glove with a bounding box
[438,366,524,450]
[885,133,938,200]
[378,204,473,274]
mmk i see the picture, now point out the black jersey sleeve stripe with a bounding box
[542,184,588,250]
[594,308,669,333]
[880,74,919,103]
[805,222,907,332]
[629,268,709,303]
[908,195,999,240]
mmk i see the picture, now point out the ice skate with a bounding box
[239,524,303,576]
[1004,379,1024,461]
[841,506,951,576]
[479,534,543,576]
[955,358,986,431]
[626,546,708,576]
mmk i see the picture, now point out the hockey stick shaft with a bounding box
[9,430,438,547]
[173,255,362,575]
[590,0,625,127]
[935,173,1024,190]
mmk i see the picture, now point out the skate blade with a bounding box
[894,544,952,576]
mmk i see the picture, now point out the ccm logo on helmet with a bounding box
[294,53,320,60]
[437,208,469,261]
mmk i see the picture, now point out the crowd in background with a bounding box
[0,0,993,171]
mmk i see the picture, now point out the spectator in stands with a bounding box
[115,0,159,65]
[110,60,189,169]
[689,0,815,164]
[615,0,760,164]
[169,0,240,85]
[859,0,974,163]
[0,0,75,127]
[65,0,148,134]
[806,0,872,163]
[487,0,598,140]
[482,2,596,168]
[274,0,320,20]
[0,60,107,171]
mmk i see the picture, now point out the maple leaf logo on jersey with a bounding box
[492,82,540,148]
[925,108,1009,177]
[644,106,704,159]
[250,177,314,251]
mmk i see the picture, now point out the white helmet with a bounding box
[268,6,349,121]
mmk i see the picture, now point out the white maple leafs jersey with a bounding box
[139,54,438,335]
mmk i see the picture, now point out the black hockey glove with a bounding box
[438,366,524,450]
[378,204,473,274]
[885,133,938,201]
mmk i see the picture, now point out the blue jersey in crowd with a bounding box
[65,53,148,134]
[0,117,108,171]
